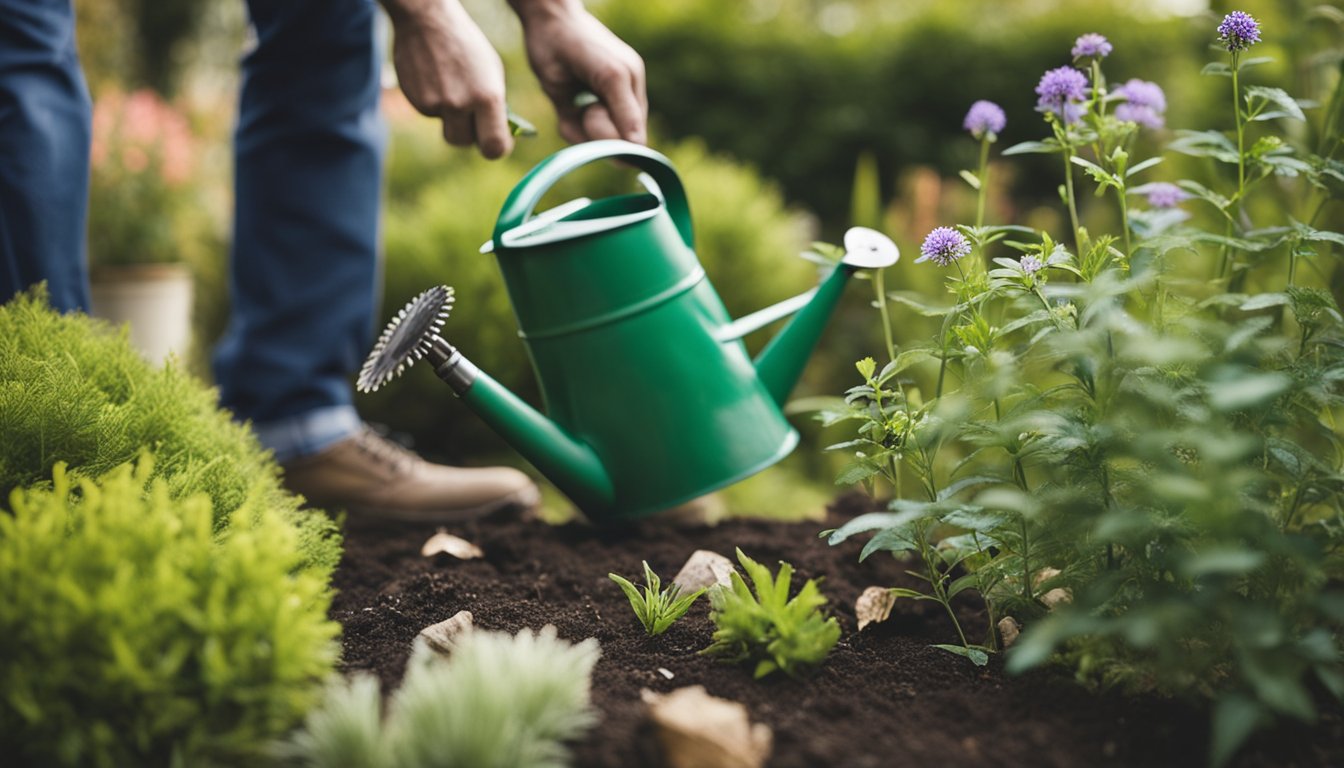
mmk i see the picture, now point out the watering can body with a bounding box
[445,140,886,522]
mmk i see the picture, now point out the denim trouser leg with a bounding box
[214,0,385,462]
[0,0,91,312]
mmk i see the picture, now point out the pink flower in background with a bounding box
[90,88,196,185]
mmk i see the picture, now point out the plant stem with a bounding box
[874,269,897,364]
[1232,51,1247,198]
[1063,146,1083,258]
[1117,186,1132,258]
[975,136,991,230]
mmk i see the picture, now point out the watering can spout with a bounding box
[425,340,616,513]
[737,227,901,406]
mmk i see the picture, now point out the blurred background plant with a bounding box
[86,87,209,268]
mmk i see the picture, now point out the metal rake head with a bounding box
[357,285,455,393]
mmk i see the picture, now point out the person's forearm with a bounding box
[507,0,585,26]
[379,0,463,26]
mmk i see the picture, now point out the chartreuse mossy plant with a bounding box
[702,548,840,678]
[0,288,340,574]
[822,13,1344,767]
[609,560,706,636]
[281,626,600,768]
[0,458,339,767]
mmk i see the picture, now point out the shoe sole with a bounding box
[338,485,542,527]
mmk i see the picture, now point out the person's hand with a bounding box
[383,0,513,158]
[512,0,647,145]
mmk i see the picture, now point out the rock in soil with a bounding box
[672,549,736,593]
[642,685,772,768]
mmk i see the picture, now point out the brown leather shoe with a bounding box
[281,426,540,523]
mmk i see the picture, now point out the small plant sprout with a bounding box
[702,548,841,678]
[609,561,706,636]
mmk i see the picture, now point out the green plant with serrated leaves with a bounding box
[0,458,339,767]
[609,560,706,636]
[280,626,600,768]
[702,548,840,678]
[816,13,1344,767]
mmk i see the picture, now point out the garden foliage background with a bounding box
[70,0,1341,486]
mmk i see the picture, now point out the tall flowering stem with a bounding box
[1036,66,1089,256]
[1216,11,1262,280]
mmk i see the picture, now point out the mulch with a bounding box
[330,493,1343,768]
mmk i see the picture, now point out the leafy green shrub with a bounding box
[363,133,813,459]
[602,0,1206,228]
[610,561,706,636]
[0,289,341,574]
[822,13,1344,765]
[702,548,840,678]
[0,459,340,767]
[282,626,601,768]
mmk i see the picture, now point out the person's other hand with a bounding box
[385,0,513,158]
[513,0,646,145]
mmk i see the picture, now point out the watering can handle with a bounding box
[493,139,693,250]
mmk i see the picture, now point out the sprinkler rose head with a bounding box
[358,285,455,393]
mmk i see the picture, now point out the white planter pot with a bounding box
[90,263,194,365]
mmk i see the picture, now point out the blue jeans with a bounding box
[0,0,92,313]
[0,0,386,462]
[213,0,386,461]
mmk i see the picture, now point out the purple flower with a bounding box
[1217,11,1261,52]
[1020,255,1044,275]
[964,100,1007,139]
[1072,33,1113,61]
[1036,66,1089,124]
[1143,182,1189,209]
[916,227,972,267]
[1113,79,1167,129]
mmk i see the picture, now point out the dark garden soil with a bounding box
[331,493,1344,768]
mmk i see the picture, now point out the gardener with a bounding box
[0,0,647,521]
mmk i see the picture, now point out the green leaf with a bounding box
[1206,372,1292,411]
[1002,140,1060,156]
[959,169,981,190]
[1125,156,1163,178]
[1211,695,1263,768]
[1245,86,1308,122]
[932,644,989,666]
[1201,62,1233,77]
[1239,293,1289,311]
[1180,548,1266,577]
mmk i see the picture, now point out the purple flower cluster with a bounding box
[1019,255,1044,276]
[963,100,1006,138]
[1143,182,1189,209]
[1071,33,1112,61]
[1035,66,1089,124]
[1114,79,1167,130]
[1217,11,1261,52]
[916,227,972,267]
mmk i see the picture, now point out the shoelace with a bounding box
[351,428,418,474]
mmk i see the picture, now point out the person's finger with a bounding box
[589,65,645,143]
[581,103,622,141]
[473,96,513,159]
[441,112,475,148]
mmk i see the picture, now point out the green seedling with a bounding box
[609,561,705,636]
[702,548,840,678]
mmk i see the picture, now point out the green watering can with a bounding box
[359,140,897,522]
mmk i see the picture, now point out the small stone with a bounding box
[1032,567,1062,589]
[418,610,474,655]
[421,529,483,560]
[856,586,896,631]
[997,616,1021,648]
[658,667,675,680]
[672,550,735,594]
[1041,587,1073,610]
[642,686,771,768]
